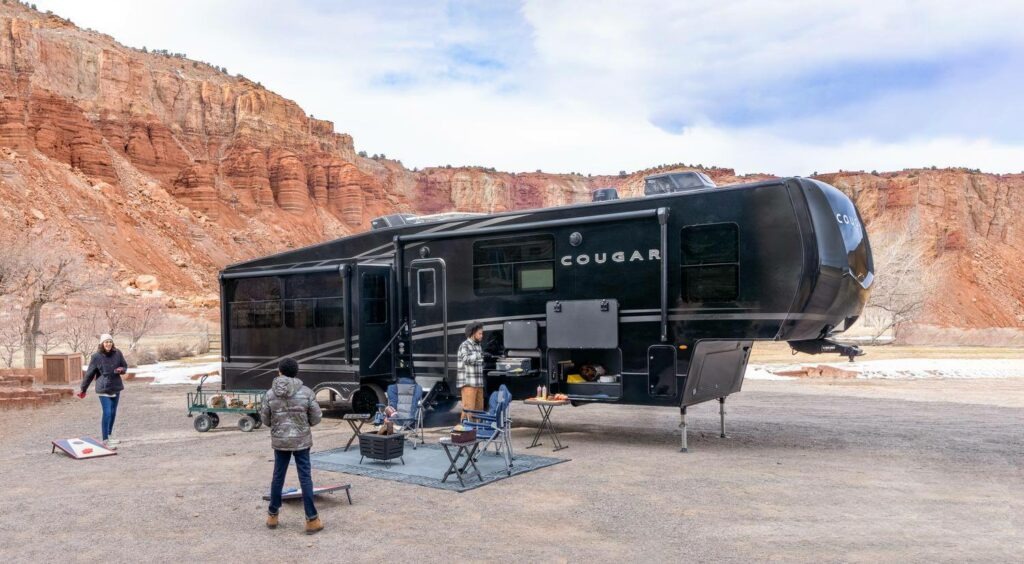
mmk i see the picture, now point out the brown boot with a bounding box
[305,516,323,535]
[266,513,279,529]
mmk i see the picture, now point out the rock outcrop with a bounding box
[171,163,218,219]
[0,3,1020,335]
[222,145,274,209]
[820,170,1024,329]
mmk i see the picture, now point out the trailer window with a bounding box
[362,272,388,324]
[316,297,345,328]
[417,269,436,306]
[285,272,342,299]
[681,224,739,302]
[519,263,554,291]
[229,277,283,329]
[281,273,345,329]
[473,235,554,295]
[232,277,282,302]
[230,301,283,329]
[284,299,315,329]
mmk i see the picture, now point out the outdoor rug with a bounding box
[309,442,569,492]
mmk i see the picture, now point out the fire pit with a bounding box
[357,432,406,468]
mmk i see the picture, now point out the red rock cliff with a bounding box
[0,3,1020,333]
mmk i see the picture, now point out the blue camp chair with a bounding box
[461,384,513,475]
[376,377,425,448]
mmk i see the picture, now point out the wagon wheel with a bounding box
[250,413,262,429]
[194,413,213,433]
[238,415,256,432]
[208,413,220,429]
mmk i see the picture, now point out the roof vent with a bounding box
[643,172,716,196]
[592,187,619,202]
[370,214,420,230]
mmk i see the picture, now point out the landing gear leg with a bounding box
[719,397,727,439]
[679,406,688,453]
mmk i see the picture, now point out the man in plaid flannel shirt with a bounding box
[457,321,486,420]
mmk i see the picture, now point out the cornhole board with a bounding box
[51,437,117,459]
[262,484,352,505]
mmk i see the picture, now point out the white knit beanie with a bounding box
[99,333,114,345]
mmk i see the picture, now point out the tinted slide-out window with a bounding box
[473,235,554,295]
[681,223,739,302]
[229,277,283,329]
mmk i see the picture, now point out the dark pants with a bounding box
[99,393,120,441]
[268,449,317,520]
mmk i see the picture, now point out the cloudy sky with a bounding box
[34,0,1024,176]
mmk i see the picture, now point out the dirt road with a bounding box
[1,377,1021,562]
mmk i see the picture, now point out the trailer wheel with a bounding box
[208,413,220,429]
[250,413,262,429]
[351,386,383,415]
[238,415,256,432]
[194,414,213,433]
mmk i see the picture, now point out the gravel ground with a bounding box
[1,377,1022,563]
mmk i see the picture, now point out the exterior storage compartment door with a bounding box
[648,345,677,398]
[546,299,619,349]
[682,341,752,406]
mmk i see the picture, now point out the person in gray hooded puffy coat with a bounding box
[260,357,324,534]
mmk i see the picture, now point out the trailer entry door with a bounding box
[409,259,448,389]
[356,265,391,377]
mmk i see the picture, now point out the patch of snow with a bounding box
[755,359,1024,381]
[842,358,1024,380]
[745,366,796,380]
[132,360,221,385]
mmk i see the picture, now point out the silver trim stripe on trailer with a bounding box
[408,312,829,341]
[234,337,348,377]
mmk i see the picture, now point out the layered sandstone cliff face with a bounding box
[819,170,1024,329]
[0,3,1020,332]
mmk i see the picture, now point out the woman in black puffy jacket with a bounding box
[78,334,128,449]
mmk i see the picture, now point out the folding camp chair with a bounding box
[461,384,513,475]
[376,377,425,448]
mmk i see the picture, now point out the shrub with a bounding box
[157,342,196,362]
[195,336,210,356]
[125,349,158,367]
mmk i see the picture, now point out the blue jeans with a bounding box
[268,449,317,520]
[99,394,120,441]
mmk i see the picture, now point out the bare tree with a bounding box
[64,307,101,356]
[4,232,96,368]
[0,234,28,298]
[98,296,130,336]
[34,311,60,354]
[863,218,937,343]
[121,302,166,351]
[0,322,23,368]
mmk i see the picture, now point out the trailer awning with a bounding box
[220,264,345,280]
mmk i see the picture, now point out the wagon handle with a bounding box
[197,373,209,392]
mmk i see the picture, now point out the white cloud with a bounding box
[30,0,1024,176]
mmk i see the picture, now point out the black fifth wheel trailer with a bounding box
[219,173,873,450]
